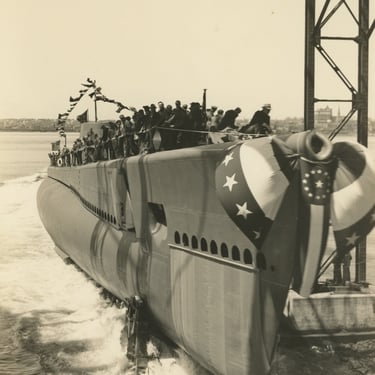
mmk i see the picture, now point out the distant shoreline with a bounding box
[1,128,373,137]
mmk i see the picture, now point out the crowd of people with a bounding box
[49,101,273,167]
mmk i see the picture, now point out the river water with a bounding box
[0,131,374,375]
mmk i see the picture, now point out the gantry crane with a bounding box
[304,0,374,284]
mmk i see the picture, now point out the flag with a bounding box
[51,140,60,151]
[215,137,294,249]
[82,78,96,88]
[330,142,375,254]
[95,94,105,101]
[215,131,375,297]
[116,102,129,113]
[76,109,88,123]
[79,88,89,94]
[82,81,96,88]
[69,95,82,103]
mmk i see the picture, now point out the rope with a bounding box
[153,125,262,138]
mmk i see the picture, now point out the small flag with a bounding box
[82,82,95,88]
[76,109,88,123]
[95,94,105,101]
[69,95,82,103]
[116,102,129,113]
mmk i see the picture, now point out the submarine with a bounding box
[37,120,375,375]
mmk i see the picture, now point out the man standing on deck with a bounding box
[240,104,272,136]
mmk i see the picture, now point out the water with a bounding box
[0,131,374,375]
[0,132,204,375]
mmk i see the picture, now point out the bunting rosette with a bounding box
[215,131,375,297]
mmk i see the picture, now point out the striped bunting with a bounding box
[215,137,294,249]
[215,131,375,297]
[331,142,375,253]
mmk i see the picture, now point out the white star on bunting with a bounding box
[253,230,260,239]
[223,173,238,192]
[346,232,360,246]
[222,152,234,166]
[315,180,323,188]
[236,202,252,219]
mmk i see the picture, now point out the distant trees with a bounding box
[0,119,80,132]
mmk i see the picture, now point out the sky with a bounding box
[0,0,374,120]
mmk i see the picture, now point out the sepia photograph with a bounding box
[0,1,375,374]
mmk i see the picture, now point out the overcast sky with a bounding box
[0,0,374,120]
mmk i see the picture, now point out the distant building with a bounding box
[314,106,333,128]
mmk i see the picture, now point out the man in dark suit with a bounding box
[240,104,272,136]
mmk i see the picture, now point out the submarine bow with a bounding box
[215,130,375,297]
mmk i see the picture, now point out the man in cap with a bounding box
[239,104,272,136]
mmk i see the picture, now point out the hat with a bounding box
[262,103,272,109]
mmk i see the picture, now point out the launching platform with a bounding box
[282,286,375,339]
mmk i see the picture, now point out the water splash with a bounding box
[0,177,208,375]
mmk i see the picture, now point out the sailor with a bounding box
[239,104,273,136]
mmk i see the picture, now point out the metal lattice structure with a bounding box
[304,0,374,283]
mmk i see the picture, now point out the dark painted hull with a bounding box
[39,133,357,374]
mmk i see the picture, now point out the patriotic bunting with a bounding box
[54,78,130,137]
[69,95,82,103]
[215,131,375,297]
[76,109,88,123]
[330,142,375,254]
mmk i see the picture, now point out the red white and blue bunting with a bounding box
[215,131,375,296]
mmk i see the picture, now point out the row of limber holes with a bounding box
[81,197,117,226]
[174,231,267,270]
[79,196,267,269]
